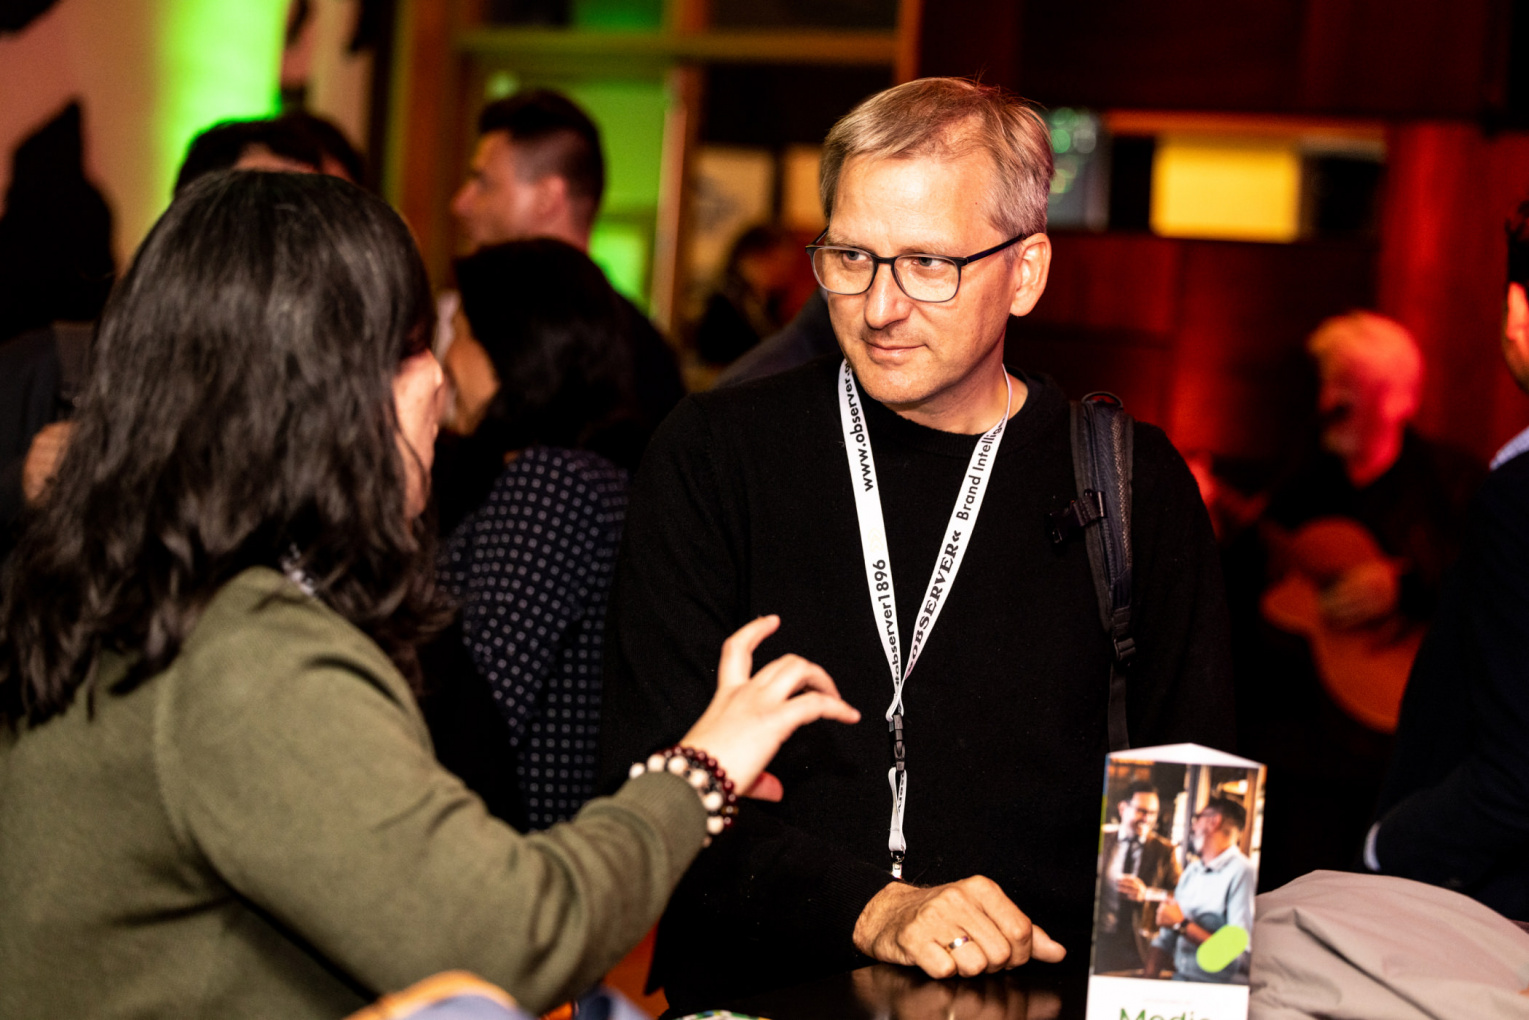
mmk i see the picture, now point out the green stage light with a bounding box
[156,0,287,197]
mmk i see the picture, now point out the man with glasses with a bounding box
[1096,782,1181,975]
[600,78,1232,1009]
[1148,798,1255,982]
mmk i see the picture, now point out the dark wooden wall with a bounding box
[922,0,1512,119]
[1379,124,1529,462]
[928,1,1529,471]
[1017,0,1508,118]
[1009,234,1372,465]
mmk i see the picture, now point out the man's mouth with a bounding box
[862,337,921,352]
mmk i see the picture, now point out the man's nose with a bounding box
[862,261,912,329]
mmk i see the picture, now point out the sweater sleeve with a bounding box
[598,397,892,1002]
[156,582,705,1016]
[1372,464,1529,888]
[598,399,737,772]
[1126,424,1238,751]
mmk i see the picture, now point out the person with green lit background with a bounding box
[446,90,684,461]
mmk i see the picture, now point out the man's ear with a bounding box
[1009,233,1052,317]
[1505,283,1529,393]
[534,174,569,222]
[1507,282,1529,350]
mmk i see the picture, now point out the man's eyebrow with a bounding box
[819,235,961,257]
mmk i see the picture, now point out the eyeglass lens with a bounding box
[811,248,961,303]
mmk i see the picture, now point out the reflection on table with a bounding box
[675,963,1088,1020]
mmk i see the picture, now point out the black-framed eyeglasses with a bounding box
[805,229,1030,304]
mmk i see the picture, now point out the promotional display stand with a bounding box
[1085,743,1266,1020]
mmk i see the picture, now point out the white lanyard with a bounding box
[836,359,1012,876]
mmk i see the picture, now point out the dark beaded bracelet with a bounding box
[629,744,740,846]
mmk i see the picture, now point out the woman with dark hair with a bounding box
[428,240,640,830]
[434,238,643,529]
[0,172,858,1019]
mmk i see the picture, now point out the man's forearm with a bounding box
[1179,921,1212,946]
[1371,763,1529,888]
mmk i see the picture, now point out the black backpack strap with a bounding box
[1058,392,1135,752]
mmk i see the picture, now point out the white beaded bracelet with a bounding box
[629,745,739,846]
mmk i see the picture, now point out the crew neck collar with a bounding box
[1197,844,1247,872]
[857,368,1062,460]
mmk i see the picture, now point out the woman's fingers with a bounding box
[754,653,847,702]
[777,690,862,729]
[717,614,780,689]
[747,654,859,719]
[687,616,859,798]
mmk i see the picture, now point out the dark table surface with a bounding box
[665,963,1089,1020]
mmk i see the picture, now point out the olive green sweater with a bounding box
[0,568,706,1019]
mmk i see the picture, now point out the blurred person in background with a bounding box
[1266,313,1480,632]
[713,287,838,387]
[448,89,684,443]
[1360,200,1529,918]
[280,109,368,186]
[172,116,323,193]
[0,102,114,558]
[423,238,640,830]
[4,110,363,557]
[1234,311,1483,890]
[177,111,366,192]
[694,224,801,368]
[0,170,858,1019]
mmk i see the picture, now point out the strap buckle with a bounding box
[1112,634,1137,665]
[1047,489,1106,545]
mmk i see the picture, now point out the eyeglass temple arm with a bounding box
[957,232,1031,267]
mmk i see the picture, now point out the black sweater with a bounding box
[599,355,1234,1007]
[1373,450,1529,916]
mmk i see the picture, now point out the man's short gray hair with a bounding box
[819,77,1054,241]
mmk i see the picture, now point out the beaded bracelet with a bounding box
[629,745,740,846]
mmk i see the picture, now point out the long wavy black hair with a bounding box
[1,171,445,724]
